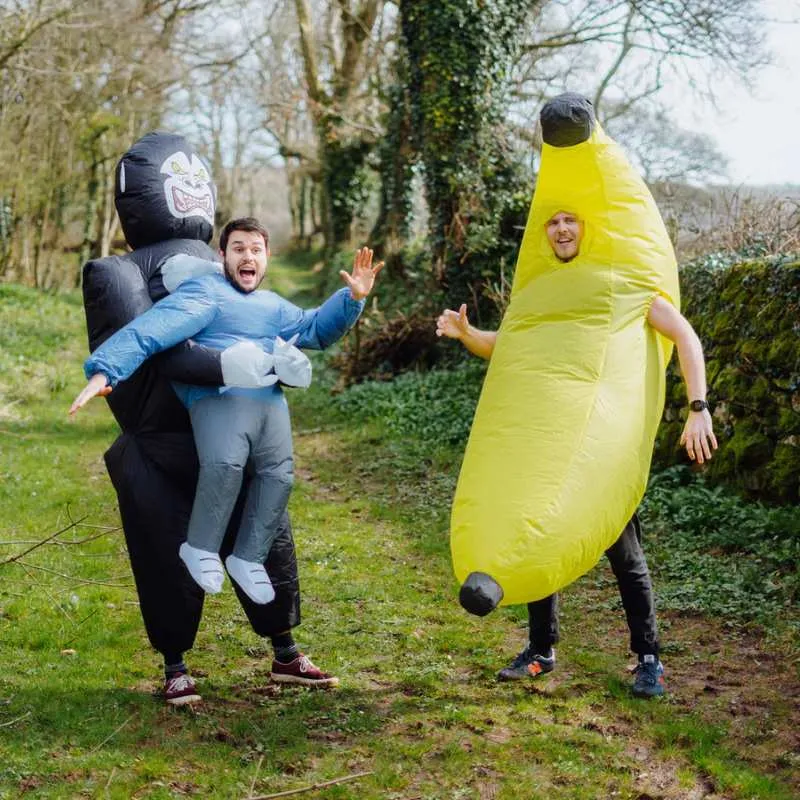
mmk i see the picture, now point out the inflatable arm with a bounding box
[279,288,365,350]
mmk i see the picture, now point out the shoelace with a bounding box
[298,656,313,673]
[167,674,194,692]
[635,664,659,684]
[199,556,223,577]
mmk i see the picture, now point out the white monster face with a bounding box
[160,151,215,224]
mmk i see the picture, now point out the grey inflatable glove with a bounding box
[161,253,223,293]
[220,341,279,388]
[273,335,312,388]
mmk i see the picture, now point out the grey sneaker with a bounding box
[632,655,665,698]
[497,647,555,681]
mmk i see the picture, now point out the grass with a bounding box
[0,254,798,799]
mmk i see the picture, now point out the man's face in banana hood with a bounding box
[545,211,583,262]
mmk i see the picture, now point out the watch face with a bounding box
[690,400,708,412]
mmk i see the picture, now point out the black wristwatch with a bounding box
[689,399,709,413]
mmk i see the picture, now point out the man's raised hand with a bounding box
[69,373,111,416]
[436,304,470,341]
[339,246,384,301]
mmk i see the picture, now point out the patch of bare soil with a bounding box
[557,587,799,797]
[661,616,800,793]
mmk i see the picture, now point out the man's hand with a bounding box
[339,246,384,301]
[69,373,111,416]
[679,409,718,464]
[436,304,470,341]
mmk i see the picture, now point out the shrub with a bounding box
[640,466,800,623]
[333,360,486,445]
[655,253,800,503]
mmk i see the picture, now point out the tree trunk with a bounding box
[78,159,100,281]
[99,159,118,258]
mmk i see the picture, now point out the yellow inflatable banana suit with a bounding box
[452,93,680,615]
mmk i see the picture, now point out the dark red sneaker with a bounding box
[270,654,339,687]
[164,672,202,706]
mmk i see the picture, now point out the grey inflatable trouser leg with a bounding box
[234,398,293,562]
[186,394,294,562]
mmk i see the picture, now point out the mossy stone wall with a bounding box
[653,255,800,503]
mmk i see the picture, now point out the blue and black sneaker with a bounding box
[632,654,665,698]
[497,647,555,681]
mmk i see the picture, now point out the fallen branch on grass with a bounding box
[0,518,86,566]
[0,528,119,549]
[12,561,133,588]
[89,713,136,753]
[246,770,374,799]
[0,711,32,728]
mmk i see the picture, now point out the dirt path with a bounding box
[294,427,800,800]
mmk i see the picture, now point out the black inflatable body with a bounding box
[82,132,300,657]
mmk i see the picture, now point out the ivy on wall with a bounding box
[654,254,800,502]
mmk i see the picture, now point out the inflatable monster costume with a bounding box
[84,245,364,603]
[82,132,301,655]
[453,95,679,614]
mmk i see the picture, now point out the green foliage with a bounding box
[0,284,85,414]
[640,467,800,624]
[333,360,486,444]
[370,66,416,247]
[655,253,800,502]
[322,137,373,247]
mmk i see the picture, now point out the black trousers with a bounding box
[527,514,659,657]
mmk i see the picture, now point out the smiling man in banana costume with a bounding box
[436,93,717,697]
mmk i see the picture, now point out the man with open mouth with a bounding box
[72,215,383,698]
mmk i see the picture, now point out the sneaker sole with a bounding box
[166,693,203,706]
[497,665,554,682]
[270,673,339,688]
[632,688,665,699]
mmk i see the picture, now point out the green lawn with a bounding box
[0,257,797,799]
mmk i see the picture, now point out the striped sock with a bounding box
[271,633,299,664]
[164,660,187,679]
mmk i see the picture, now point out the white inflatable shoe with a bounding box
[225,555,276,605]
[179,543,225,594]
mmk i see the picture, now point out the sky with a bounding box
[677,0,800,186]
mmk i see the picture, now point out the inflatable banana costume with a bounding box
[453,94,679,614]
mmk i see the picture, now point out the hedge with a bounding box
[653,253,800,502]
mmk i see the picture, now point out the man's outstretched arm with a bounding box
[436,303,497,360]
[70,280,217,415]
[280,246,383,349]
[648,295,718,464]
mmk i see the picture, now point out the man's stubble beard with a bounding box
[224,260,260,294]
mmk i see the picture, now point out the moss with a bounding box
[768,443,800,502]
[661,256,800,502]
[727,423,774,469]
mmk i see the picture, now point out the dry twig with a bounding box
[246,770,374,799]
[89,714,136,754]
[0,518,86,566]
[0,711,32,728]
